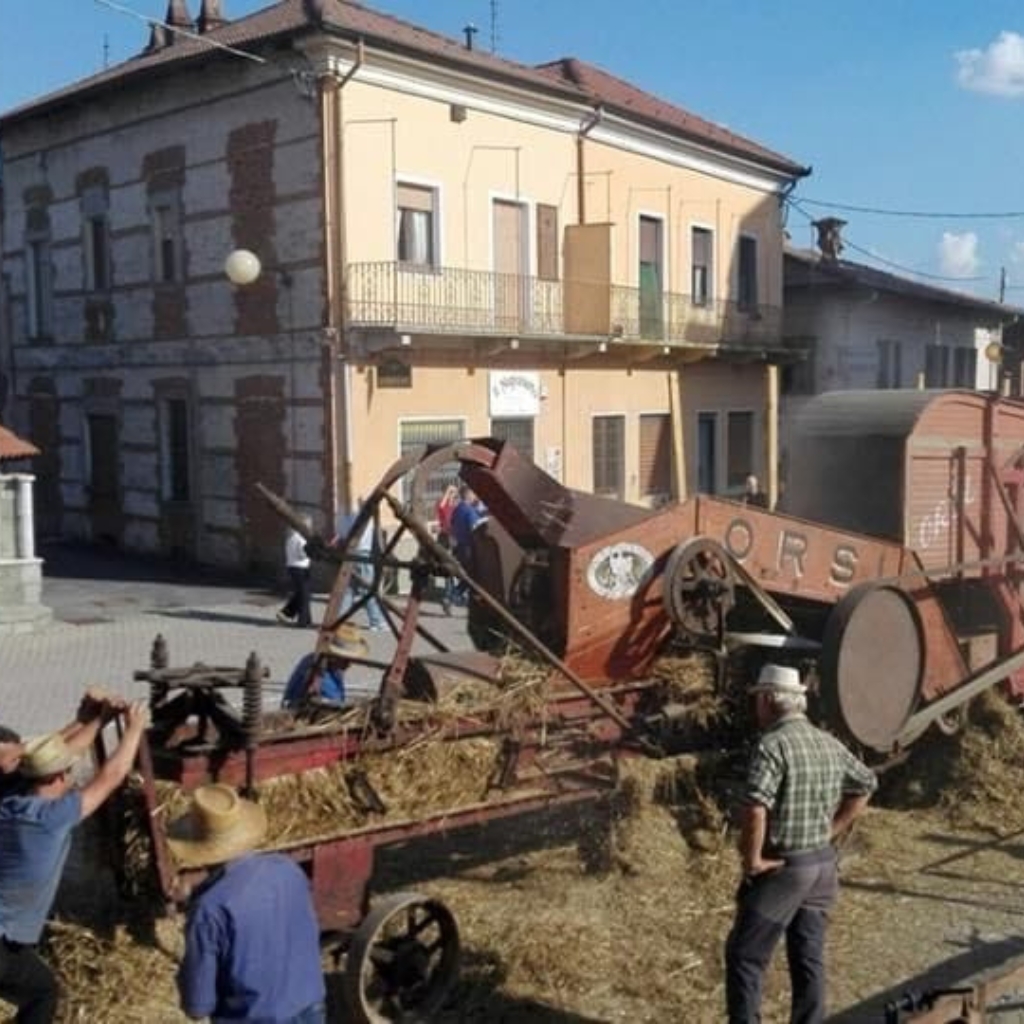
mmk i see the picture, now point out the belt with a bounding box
[777,846,835,865]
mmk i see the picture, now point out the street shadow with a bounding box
[150,608,287,629]
[827,934,1024,1022]
[40,539,272,592]
[324,947,610,1023]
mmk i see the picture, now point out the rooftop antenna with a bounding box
[103,33,110,68]
[490,0,499,53]
[463,23,478,50]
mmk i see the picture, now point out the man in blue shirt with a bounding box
[449,485,484,604]
[170,784,326,1024]
[280,623,369,709]
[0,697,149,1024]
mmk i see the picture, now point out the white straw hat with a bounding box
[327,623,370,659]
[750,664,806,695]
[166,784,268,868]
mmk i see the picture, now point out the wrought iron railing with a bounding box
[345,262,781,347]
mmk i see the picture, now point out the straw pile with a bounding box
[21,659,1024,1022]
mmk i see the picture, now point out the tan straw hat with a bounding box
[20,733,77,779]
[327,623,370,659]
[166,784,268,868]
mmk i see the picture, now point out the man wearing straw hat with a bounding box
[0,697,150,1024]
[171,784,326,1023]
[725,663,877,1024]
[280,623,370,709]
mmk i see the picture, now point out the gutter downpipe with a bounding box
[332,40,364,519]
[576,104,603,224]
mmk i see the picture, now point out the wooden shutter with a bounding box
[537,204,559,281]
[639,413,671,497]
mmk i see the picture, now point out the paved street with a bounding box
[2,541,470,736]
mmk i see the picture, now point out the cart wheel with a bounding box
[663,537,736,642]
[344,891,460,1023]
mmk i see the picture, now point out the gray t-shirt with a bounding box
[0,790,82,943]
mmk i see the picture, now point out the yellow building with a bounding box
[0,0,807,569]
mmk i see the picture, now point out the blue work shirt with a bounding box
[177,853,326,1023]
[281,654,346,708]
[0,790,82,944]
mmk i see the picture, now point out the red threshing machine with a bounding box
[100,388,1024,1022]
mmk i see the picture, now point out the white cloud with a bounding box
[956,31,1024,96]
[938,232,980,277]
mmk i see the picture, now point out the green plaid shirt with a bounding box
[745,714,877,853]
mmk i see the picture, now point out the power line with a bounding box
[92,0,266,65]
[787,198,990,285]
[794,195,1024,221]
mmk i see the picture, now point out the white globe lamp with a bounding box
[224,249,262,286]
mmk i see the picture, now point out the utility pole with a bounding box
[1000,266,1007,304]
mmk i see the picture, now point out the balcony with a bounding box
[345,262,781,351]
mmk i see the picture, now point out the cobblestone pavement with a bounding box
[3,542,470,736]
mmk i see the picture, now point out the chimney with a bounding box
[463,23,478,50]
[813,217,846,263]
[144,21,170,52]
[198,0,227,33]
[166,0,195,38]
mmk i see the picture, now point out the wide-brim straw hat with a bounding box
[750,663,807,695]
[327,623,370,659]
[20,733,77,779]
[166,784,268,868]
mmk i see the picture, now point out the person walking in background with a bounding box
[725,664,876,1024]
[0,698,150,1024]
[171,784,326,1024]
[449,484,483,606]
[277,516,313,628]
[435,482,460,615]
[334,501,385,632]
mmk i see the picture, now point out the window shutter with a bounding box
[639,414,671,497]
[397,184,434,213]
[537,204,559,281]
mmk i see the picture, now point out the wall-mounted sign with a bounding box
[377,359,412,389]
[489,371,540,417]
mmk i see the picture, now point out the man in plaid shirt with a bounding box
[725,663,877,1024]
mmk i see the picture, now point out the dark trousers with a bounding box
[0,939,59,1024]
[725,847,838,1024]
[281,566,312,626]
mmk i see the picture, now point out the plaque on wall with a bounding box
[376,359,412,388]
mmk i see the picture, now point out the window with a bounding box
[639,413,672,500]
[150,193,182,284]
[877,339,903,389]
[691,227,713,306]
[397,184,437,269]
[727,411,755,490]
[490,417,535,462]
[25,238,52,339]
[925,344,949,387]
[536,204,559,282]
[697,413,717,494]
[953,346,977,387]
[782,336,816,395]
[399,418,464,513]
[592,415,625,499]
[160,398,191,501]
[87,216,110,291]
[737,235,758,312]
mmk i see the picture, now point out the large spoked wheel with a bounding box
[663,537,736,643]
[344,892,460,1023]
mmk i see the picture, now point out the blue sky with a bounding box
[3,1,1024,303]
